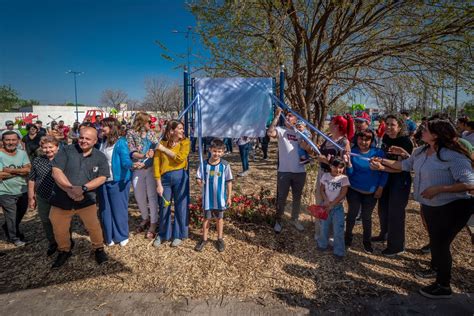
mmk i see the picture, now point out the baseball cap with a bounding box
[5,120,14,126]
[296,120,305,126]
[354,112,371,124]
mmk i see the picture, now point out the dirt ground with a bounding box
[0,141,473,314]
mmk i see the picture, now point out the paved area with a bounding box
[1,288,473,315]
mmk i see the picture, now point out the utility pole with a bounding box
[66,70,84,122]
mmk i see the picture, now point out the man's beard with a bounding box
[4,146,17,153]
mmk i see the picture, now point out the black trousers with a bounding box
[345,188,378,244]
[422,199,473,287]
[377,172,411,252]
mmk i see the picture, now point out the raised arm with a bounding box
[267,108,282,138]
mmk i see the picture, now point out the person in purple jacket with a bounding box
[345,130,388,253]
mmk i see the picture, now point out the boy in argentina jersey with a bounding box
[195,139,233,252]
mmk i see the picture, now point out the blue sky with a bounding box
[0,0,200,105]
[0,1,470,108]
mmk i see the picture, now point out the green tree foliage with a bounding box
[190,0,473,127]
[0,85,20,111]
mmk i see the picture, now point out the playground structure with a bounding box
[83,109,105,123]
[179,66,369,173]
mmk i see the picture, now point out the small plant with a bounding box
[189,187,275,228]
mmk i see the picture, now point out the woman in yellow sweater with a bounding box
[153,120,190,247]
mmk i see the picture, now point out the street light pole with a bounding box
[66,70,84,122]
[172,26,197,73]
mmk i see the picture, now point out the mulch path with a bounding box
[0,141,472,309]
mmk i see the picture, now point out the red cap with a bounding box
[355,112,371,124]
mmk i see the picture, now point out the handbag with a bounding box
[307,204,328,220]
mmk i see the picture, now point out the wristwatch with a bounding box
[82,185,88,192]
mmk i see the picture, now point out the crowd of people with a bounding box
[0,108,472,300]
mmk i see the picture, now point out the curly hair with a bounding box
[39,135,59,147]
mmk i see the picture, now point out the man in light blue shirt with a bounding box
[0,131,31,247]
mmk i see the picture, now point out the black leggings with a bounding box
[421,199,474,287]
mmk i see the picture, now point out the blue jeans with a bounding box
[317,203,345,257]
[159,169,189,240]
[239,143,250,171]
[224,138,233,153]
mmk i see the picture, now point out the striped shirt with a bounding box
[197,159,233,210]
[402,147,474,206]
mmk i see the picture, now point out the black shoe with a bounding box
[382,248,404,257]
[51,251,72,269]
[216,239,225,252]
[421,244,431,254]
[94,248,108,265]
[363,242,374,254]
[316,246,328,252]
[415,268,437,280]
[194,239,207,252]
[333,254,344,262]
[371,235,386,243]
[355,216,362,225]
[0,252,5,257]
[47,244,58,257]
[419,283,452,299]
[344,236,352,247]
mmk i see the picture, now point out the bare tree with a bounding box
[143,78,183,116]
[100,89,128,111]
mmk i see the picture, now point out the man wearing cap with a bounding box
[0,131,31,247]
[352,112,375,148]
[49,126,110,268]
[2,120,23,140]
[267,108,307,233]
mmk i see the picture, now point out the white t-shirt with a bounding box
[320,172,350,202]
[100,143,115,181]
[276,126,306,173]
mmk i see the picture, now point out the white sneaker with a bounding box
[329,237,334,247]
[238,171,249,177]
[119,239,129,247]
[292,220,304,232]
[107,241,115,247]
[274,222,282,233]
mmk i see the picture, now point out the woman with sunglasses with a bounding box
[370,119,474,299]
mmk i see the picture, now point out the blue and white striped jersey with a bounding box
[196,159,233,210]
